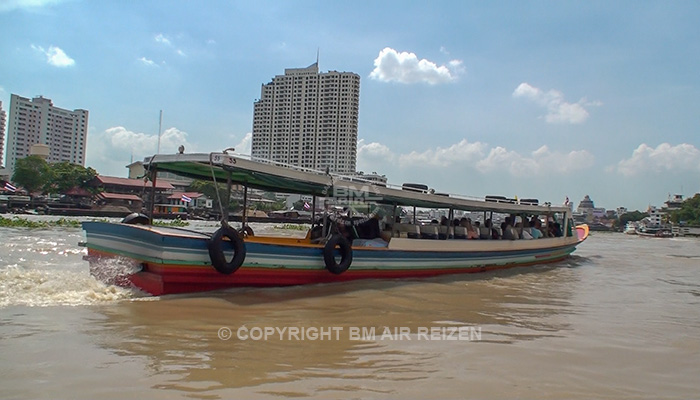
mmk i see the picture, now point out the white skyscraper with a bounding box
[0,101,6,167]
[251,63,360,174]
[6,94,89,172]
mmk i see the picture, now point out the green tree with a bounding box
[12,156,51,194]
[616,210,649,229]
[44,162,98,194]
[188,180,230,210]
[292,199,305,211]
[670,194,700,225]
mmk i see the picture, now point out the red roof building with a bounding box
[94,175,174,190]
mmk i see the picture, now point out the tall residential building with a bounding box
[251,62,360,174]
[0,101,6,167]
[6,94,88,172]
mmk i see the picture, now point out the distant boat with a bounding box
[624,222,638,235]
[637,226,673,238]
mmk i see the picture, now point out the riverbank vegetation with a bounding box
[669,194,700,225]
[0,216,86,228]
[0,216,190,229]
[12,156,98,195]
[273,223,309,231]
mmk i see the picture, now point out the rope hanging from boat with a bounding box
[206,151,248,274]
[207,151,254,237]
[208,154,226,224]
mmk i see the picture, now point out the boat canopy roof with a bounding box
[143,152,570,214]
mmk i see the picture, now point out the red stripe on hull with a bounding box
[131,258,567,295]
[84,248,569,296]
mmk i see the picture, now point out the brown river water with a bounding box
[1,218,699,399]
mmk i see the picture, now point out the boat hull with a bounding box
[82,222,588,295]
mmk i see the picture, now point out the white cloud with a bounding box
[105,126,193,155]
[356,139,396,175]
[513,82,600,124]
[0,0,68,13]
[138,57,157,66]
[369,47,463,84]
[476,145,594,176]
[358,139,395,161]
[234,133,252,155]
[154,33,186,58]
[155,33,171,46]
[357,138,593,178]
[398,139,487,167]
[615,143,700,176]
[31,44,75,67]
[86,126,193,176]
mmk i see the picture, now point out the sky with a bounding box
[1,0,699,211]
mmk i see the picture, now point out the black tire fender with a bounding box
[208,225,247,275]
[122,213,150,225]
[323,234,353,274]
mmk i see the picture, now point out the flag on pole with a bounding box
[4,182,16,192]
[564,196,570,206]
[181,194,192,203]
[303,201,310,210]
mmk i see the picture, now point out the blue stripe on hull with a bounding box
[82,222,578,271]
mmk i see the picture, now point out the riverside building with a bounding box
[251,62,360,175]
[5,94,88,172]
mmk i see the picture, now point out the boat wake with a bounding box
[0,264,138,307]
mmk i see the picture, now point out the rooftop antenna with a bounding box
[157,110,163,153]
[316,47,319,67]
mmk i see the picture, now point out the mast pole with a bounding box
[157,110,163,154]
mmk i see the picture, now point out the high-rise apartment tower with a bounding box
[251,63,360,174]
[5,94,89,172]
[0,101,6,167]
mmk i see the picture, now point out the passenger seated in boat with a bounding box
[336,210,390,247]
[530,217,543,239]
[460,218,479,239]
[520,218,533,239]
[550,222,562,237]
[484,218,499,239]
[501,217,517,240]
[519,222,533,239]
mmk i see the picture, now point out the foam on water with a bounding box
[0,219,142,307]
[0,218,310,308]
[0,265,137,307]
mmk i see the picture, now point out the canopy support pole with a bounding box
[391,203,398,237]
[321,200,328,239]
[241,184,248,228]
[147,166,157,223]
[223,173,232,223]
[311,196,317,224]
